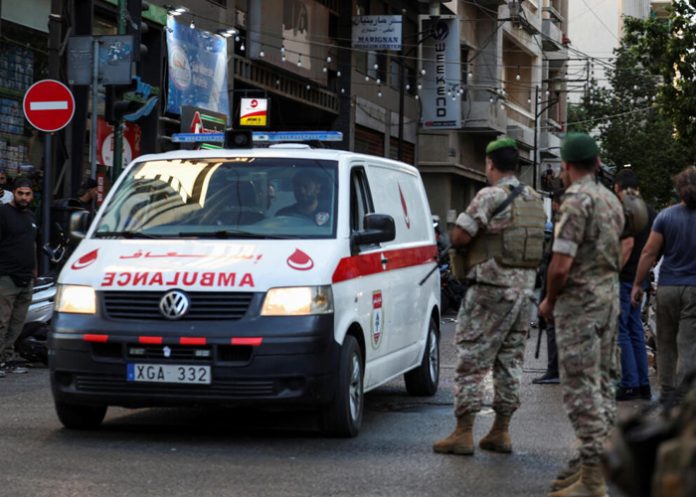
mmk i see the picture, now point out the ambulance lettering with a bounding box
[100,271,255,288]
[371,290,384,348]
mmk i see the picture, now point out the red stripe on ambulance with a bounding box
[331,244,438,284]
[231,337,263,346]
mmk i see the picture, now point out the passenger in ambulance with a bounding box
[276,171,331,226]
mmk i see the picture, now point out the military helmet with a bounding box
[622,191,649,237]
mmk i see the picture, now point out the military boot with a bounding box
[548,464,607,497]
[478,414,512,453]
[551,455,582,491]
[432,414,475,455]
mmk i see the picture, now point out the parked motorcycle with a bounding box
[13,277,55,365]
[431,217,467,315]
[440,257,467,315]
[13,223,71,365]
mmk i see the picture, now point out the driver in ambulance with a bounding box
[276,171,331,226]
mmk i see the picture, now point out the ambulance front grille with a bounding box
[102,291,254,321]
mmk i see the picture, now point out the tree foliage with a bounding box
[660,1,696,145]
[567,8,696,208]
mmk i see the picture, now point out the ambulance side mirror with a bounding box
[353,213,395,247]
[69,210,90,241]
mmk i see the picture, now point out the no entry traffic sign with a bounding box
[23,79,75,133]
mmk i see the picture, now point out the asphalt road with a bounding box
[0,316,638,497]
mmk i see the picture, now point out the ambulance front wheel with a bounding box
[404,317,440,396]
[55,400,107,430]
[320,335,364,438]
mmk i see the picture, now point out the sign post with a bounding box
[23,79,75,275]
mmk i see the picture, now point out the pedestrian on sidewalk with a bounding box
[0,169,13,205]
[433,137,545,456]
[613,169,655,401]
[533,188,564,385]
[631,166,696,403]
[539,133,624,497]
[0,177,38,378]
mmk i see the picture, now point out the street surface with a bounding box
[0,315,641,497]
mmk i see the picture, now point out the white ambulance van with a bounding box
[50,145,440,437]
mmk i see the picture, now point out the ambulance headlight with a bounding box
[55,285,96,314]
[260,286,333,316]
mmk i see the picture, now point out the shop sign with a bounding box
[165,16,230,119]
[67,35,134,86]
[180,105,227,133]
[352,16,402,51]
[96,118,141,169]
[239,98,269,127]
[421,17,461,130]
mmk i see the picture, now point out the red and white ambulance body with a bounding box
[50,145,440,436]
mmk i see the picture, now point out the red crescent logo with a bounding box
[287,249,314,271]
[71,249,99,270]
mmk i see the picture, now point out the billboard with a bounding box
[248,0,330,85]
[165,16,230,119]
[421,17,461,130]
[352,16,403,51]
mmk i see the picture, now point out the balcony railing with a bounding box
[542,19,563,51]
[461,91,507,133]
[233,56,339,115]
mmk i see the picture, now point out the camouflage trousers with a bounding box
[555,285,620,465]
[453,283,532,417]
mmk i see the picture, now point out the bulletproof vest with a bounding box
[621,189,649,238]
[463,185,546,272]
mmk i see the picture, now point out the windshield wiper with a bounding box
[94,230,160,239]
[178,230,287,239]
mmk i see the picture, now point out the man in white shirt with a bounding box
[0,171,13,205]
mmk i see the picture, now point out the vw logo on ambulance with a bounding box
[159,290,190,320]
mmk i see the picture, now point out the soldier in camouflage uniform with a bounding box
[539,133,624,497]
[433,138,545,456]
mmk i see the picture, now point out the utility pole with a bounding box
[111,0,128,181]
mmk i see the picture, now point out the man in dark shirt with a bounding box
[614,169,656,400]
[78,178,98,211]
[0,178,38,377]
[276,171,331,226]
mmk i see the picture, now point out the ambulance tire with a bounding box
[404,318,439,396]
[55,401,107,430]
[320,335,363,438]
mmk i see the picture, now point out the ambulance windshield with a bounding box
[94,158,338,239]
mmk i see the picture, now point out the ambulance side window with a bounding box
[350,167,374,232]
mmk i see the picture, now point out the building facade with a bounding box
[1,0,570,221]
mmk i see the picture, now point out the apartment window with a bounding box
[355,0,370,16]
[367,51,387,81]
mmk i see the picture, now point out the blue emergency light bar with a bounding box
[252,131,343,142]
[171,133,225,143]
[171,131,343,144]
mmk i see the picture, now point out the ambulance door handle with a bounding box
[380,255,389,266]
